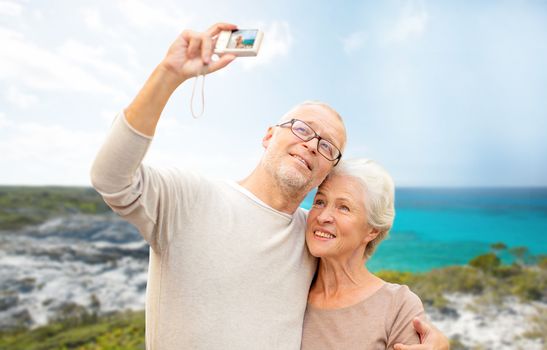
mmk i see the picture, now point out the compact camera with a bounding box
[214,29,263,57]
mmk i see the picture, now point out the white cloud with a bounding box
[0,1,22,16]
[342,31,367,54]
[5,86,38,109]
[82,8,103,32]
[0,27,129,101]
[241,21,293,70]
[31,8,43,21]
[0,110,258,185]
[58,39,138,88]
[100,110,120,126]
[116,0,192,31]
[385,0,428,43]
[0,112,7,128]
[121,43,144,71]
[157,115,184,131]
[79,8,144,72]
[80,7,121,40]
[0,115,106,185]
[59,39,105,59]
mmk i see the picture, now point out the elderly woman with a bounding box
[301,159,425,349]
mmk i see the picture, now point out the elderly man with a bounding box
[91,23,448,350]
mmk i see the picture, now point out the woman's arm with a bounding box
[386,286,425,349]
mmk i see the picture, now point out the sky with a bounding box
[0,0,546,187]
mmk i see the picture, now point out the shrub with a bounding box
[509,269,546,301]
[469,253,500,272]
[375,270,415,285]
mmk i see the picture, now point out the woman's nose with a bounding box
[317,208,334,223]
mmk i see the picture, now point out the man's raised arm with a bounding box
[124,22,237,136]
[88,24,238,251]
[90,22,237,192]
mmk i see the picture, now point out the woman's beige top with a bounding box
[301,283,425,350]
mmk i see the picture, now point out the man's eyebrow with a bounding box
[304,120,336,143]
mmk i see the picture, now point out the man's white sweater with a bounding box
[90,113,317,349]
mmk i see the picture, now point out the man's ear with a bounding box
[262,126,274,149]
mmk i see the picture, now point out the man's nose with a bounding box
[302,137,318,155]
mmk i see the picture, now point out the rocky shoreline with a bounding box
[428,294,545,349]
[1,214,545,349]
[0,214,148,330]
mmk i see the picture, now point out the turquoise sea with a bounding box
[301,188,547,272]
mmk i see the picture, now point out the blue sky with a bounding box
[0,0,546,187]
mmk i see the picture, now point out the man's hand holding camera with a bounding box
[125,22,240,135]
[159,22,239,86]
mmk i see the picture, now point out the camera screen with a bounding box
[228,30,258,49]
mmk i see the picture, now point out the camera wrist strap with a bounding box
[190,67,207,119]
[190,74,205,119]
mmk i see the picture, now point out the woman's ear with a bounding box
[262,126,274,149]
[362,227,380,244]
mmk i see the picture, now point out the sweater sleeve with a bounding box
[386,285,425,349]
[90,111,176,253]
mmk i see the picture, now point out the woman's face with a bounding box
[305,174,377,259]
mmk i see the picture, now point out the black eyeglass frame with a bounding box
[276,118,342,166]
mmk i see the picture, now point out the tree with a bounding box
[469,253,501,273]
[490,242,507,256]
[509,246,530,266]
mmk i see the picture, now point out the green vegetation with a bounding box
[469,252,500,272]
[379,251,547,348]
[490,242,507,252]
[0,186,110,231]
[0,311,144,350]
[522,307,547,345]
[378,250,547,308]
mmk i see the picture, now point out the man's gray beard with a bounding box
[263,154,312,196]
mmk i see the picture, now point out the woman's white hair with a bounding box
[329,158,395,259]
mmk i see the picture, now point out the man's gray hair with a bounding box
[279,100,343,124]
[278,100,346,151]
[329,158,395,259]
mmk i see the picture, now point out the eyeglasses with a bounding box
[276,119,342,166]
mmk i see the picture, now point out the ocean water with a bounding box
[301,188,547,272]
